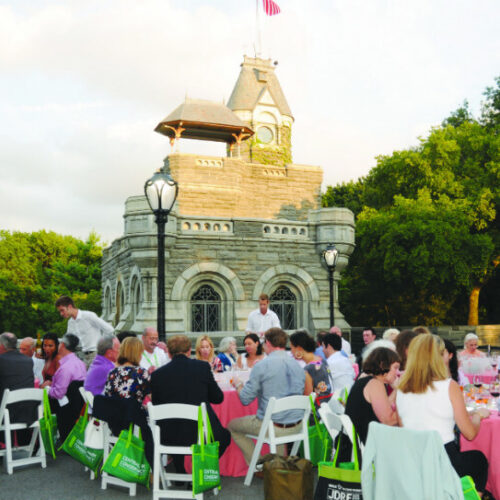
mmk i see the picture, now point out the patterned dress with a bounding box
[104,365,151,406]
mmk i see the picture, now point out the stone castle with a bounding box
[101,56,355,340]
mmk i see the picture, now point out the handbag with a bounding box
[84,417,104,450]
[300,395,333,465]
[39,388,57,459]
[101,423,150,486]
[191,406,221,495]
[314,425,362,500]
[59,403,104,473]
[259,454,314,500]
[461,476,481,500]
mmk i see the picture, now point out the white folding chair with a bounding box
[0,388,46,474]
[78,388,97,481]
[148,402,216,500]
[244,393,315,486]
[100,420,138,496]
[318,403,364,458]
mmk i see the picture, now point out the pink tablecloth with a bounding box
[461,411,500,499]
[464,370,497,384]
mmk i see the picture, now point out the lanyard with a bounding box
[143,351,158,367]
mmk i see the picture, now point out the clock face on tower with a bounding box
[256,126,274,144]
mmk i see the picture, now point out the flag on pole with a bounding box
[263,0,280,16]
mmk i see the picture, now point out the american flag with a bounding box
[263,0,280,16]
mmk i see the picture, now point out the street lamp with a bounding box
[144,169,178,341]
[323,243,339,327]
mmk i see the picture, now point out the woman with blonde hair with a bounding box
[104,336,151,406]
[195,335,217,369]
[397,334,489,496]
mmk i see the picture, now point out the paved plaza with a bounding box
[0,453,274,500]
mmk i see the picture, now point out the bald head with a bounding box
[19,337,35,357]
[142,327,159,354]
[329,326,342,337]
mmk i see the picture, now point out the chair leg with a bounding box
[290,440,301,456]
[244,438,265,487]
[5,428,13,475]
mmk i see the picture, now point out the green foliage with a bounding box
[0,230,104,337]
[324,76,500,326]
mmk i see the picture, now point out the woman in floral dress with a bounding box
[104,336,151,406]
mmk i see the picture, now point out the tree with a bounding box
[324,77,500,326]
[0,230,104,336]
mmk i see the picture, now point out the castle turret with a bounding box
[227,56,293,166]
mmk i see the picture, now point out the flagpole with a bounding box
[255,0,262,57]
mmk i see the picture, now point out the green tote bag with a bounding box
[191,406,221,495]
[101,423,150,486]
[39,388,57,459]
[59,403,103,473]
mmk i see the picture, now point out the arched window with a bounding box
[131,277,142,321]
[270,286,297,330]
[191,284,221,332]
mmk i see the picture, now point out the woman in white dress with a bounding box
[237,333,265,369]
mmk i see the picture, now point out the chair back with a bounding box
[79,387,95,407]
[148,402,202,424]
[0,388,44,422]
[318,402,343,441]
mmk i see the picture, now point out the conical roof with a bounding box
[227,56,293,119]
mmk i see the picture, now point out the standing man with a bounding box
[56,295,114,368]
[246,293,281,340]
[19,336,45,382]
[228,328,305,465]
[151,335,230,474]
[357,327,377,366]
[0,333,37,440]
[139,327,169,373]
[84,335,120,395]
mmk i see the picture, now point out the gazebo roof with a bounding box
[155,98,254,143]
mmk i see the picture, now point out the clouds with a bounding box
[0,0,499,241]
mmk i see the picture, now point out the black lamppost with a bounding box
[144,169,178,341]
[323,243,339,327]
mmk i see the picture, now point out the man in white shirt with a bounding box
[322,333,355,393]
[56,295,114,367]
[139,327,169,374]
[330,326,352,357]
[246,293,280,340]
[19,337,45,382]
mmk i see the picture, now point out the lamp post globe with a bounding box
[323,243,339,328]
[144,169,178,341]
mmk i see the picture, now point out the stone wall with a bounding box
[101,195,356,336]
[164,153,322,220]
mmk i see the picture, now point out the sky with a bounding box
[1,0,499,244]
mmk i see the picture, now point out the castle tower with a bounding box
[227,56,293,166]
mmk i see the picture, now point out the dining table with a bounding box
[463,369,497,385]
[461,410,500,499]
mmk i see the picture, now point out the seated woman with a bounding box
[290,330,331,400]
[237,333,265,369]
[397,334,489,496]
[345,347,400,444]
[104,336,151,407]
[459,333,485,361]
[214,337,238,372]
[195,335,218,370]
[443,338,469,386]
[40,333,60,385]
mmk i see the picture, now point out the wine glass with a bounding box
[473,375,483,389]
[490,382,500,411]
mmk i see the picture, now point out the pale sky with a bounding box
[1,0,498,244]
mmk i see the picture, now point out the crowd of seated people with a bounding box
[1,323,495,497]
